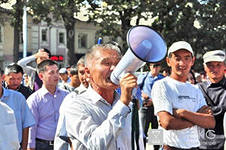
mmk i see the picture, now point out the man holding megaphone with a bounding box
[55,44,144,150]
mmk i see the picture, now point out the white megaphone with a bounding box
[110,25,167,85]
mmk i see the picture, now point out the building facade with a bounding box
[0,9,100,68]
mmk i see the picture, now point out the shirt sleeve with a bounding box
[54,104,70,150]
[20,95,35,129]
[27,95,39,148]
[17,55,36,76]
[151,80,173,115]
[197,88,207,110]
[64,97,131,149]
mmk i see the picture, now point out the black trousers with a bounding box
[140,105,159,150]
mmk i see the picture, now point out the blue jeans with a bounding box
[36,140,53,150]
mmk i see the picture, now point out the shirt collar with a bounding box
[87,86,120,106]
[207,76,226,87]
[39,86,60,96]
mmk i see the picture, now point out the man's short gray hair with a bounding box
[85,44,122,67]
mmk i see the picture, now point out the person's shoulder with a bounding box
[156,76,168,83]
[158,74,165,79]
[57,87,70,95]
[26,89,43,104]
[19,84,33,93]
[197,80,209,88]
[6,89,25,99]
[61,91,88,112]
[0,101,14,114]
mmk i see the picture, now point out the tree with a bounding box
[0,1,24,62]
[86,0,152,53]
[28,0,84,65]
[196,0,226,51]
[0,0,8,4]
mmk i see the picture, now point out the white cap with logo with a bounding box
[168,41,194,56]
[203,50,225,64]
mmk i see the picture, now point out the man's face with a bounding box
[204,61,225,82]
[4,72,23,90]
[167,49,194,80]
[86,48,121,91]
[78,64,88,88]
[59,73,68,82]
[149,63,161,76]
[70,74,80,86]
[39,65,59,87]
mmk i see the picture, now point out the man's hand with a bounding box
[197,105,213,115]
[173,108,185,119]
[141,92,153,107]
[120,73,137,106]
[35,49,49,59]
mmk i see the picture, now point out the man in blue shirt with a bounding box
[138,62,164,149]
[0,68,35,150]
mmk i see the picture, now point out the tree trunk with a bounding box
[65,22,76,66]
[13,26,20,62]
[13,0,23,62]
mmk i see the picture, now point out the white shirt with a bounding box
[151,77,207,148]
[0,101,20,150]
[55,86,144,150]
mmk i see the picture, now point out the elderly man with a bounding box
[55,44,144,150]
[27,60,69,150]
[198,50,226,150]
[151,41,215,150]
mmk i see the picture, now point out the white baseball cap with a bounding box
[168,41,194,56]
[203,50,225,64]
[59,68,67,74]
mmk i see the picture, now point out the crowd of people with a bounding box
[0,40,225,150]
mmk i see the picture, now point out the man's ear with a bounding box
[38,72,43,80]
[85,67,91,82]
[191,56,196,66]
[166,57,171,67]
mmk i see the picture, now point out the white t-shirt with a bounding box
[151,77,207,149]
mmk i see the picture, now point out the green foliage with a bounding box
[86,0,226,72]
[86,0,152,53]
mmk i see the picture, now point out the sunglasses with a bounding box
[152,64,161,67]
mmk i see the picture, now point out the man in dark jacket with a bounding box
[198,50,226,150]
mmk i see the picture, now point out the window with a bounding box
[59,32,65,44]
[41,29,47,42]
[78,33,88,49]
[0,26,2,43]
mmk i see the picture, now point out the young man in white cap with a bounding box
[198,50,226,150]
[151,41,215,150]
